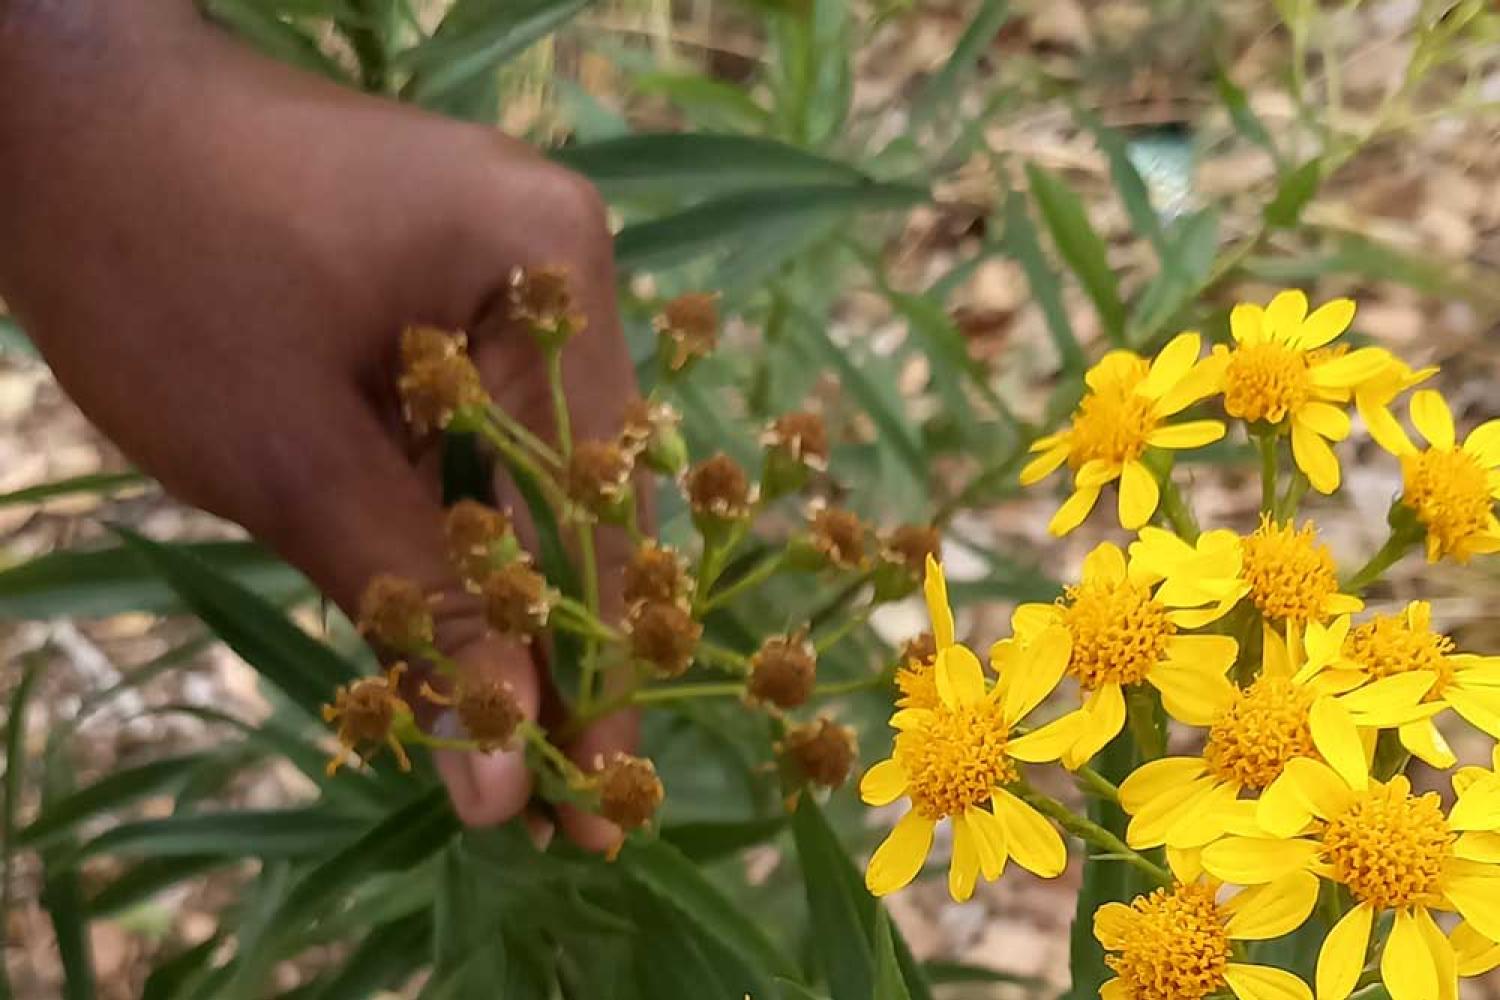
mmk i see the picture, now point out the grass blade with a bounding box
[0,471,149,509]
[1,655,47,1000]
[17,752,212,851]
[1025,164,1126,345]
[1001,191,1086,372]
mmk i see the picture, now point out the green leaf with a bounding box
[1129,208,1221,347]
[620,838,797,985]
[912,0,1009,126]
[632,73,773,133]
[921,960,1046,987]
[1263,159,1323,229]
[777,981,832,1000]
[114,529,354,718]
[790,797,931,1000]
[39,741,96,1000]
[0,539,307,621]
[2,656,46,1000]
[554,133,866,202]
[1001,192,1086,372]
[202,0,352,80]
[17,752,212,851]
[308,912,432,1000]
[615,182,927,272]
[74,808,364,863]
[659,816,788,862]
[0,314,36,358]
[1026,164,1127,345]
[399,0,590,107]
[90,855,228,918]
[1076,111,1166,255]
[1215,67,1281,165]
[873,910,913,1000]
[0,471,150,509]
[143,935,223,1000]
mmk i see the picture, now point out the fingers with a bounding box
[248,383,540,828]
[557,704,641,851]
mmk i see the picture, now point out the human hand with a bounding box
[0,1,637,848]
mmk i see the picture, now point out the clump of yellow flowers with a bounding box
[867,290,1500,1000]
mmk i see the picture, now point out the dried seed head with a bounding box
[763,411,830,470]
[622,542,690,608]
[628,600,702,678]
[400,325,464,369]
[565,439,633,517]
[655,292,719,372]
[783,717,857,789]
[454,677,524,751]
[480,562,552,638]
[747,632,818,709]
[884,524,941,576]
[322,664,412,775]
[809,505,868,570]
[398,347,487,434]
[900,632,938,666]
[445,500,513,585]
[685,453,754,522]
[358,574,434,651]
[596,752,664,831]
[509,265,586,348]
[621,398,688,475]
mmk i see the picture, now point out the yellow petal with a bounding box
[1292,423,1342,494]
[1381,908,1438,1000]
[1451,920,1500,976]
[1316,903,1373,1000]
[1309,347,1394,389]
[1398,718,1456,769]
[1464,419,1500,467]
[860,759,908,806]
[1084,541,1129,587]
[1201,836,1321,885]
[1448,685,1500,738]
[1125,776,1219,850]
[1165,634,1240,672]
[1094,902,1134,951]
[1295,401,1351,442]
[1225,964,1314,1000]
[1443,873,1500,943]
[1157,351,1230,415]
[1449,775,1500,831]
[1224,870,1320,940]
[1061,684,1126,769]
[1232,302,1268,344]
[1001,624,1070,727]
[1335,672,1436,724]
[1007,711,1089,764]
[1148,420,1226,450]
[1454,831,1500,863]
[1119,460,1162,531]
[923,555,954,649]
[966,801,1008,879]
[1266,289,1310,336]
[1412,905,1457,1000]
[1257,757,1352,837]
[1295,297,1355,350]
[1119,756,1209,813]
[865,810,935,896]
[992,787,1067,878]
[1049,483,1102,536]
[1411,389,1456,450]
[1019,443,1071,485]
[1011,602,1059,638]
[1309,697,1367,791]
[948,812,979,902]
[1150,663,1238,726]
[1141,331,1201,398]
[936,645,986,710]
[1359,392,1417,457]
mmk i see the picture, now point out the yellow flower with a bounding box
[1212,290,1391,493]
[1118,624,1372,851]
[1096,872,1318,1000]
[861,559,1077,901]
[1444,747,1500,978]
[1305,602,1500,769]
[1353,355,1437,458]
[1201,743,1500,1000]
[1374,390,1500,563]
[1021,334,1225,536]
[1010,542,1238,769]
[1131,518,1362,635]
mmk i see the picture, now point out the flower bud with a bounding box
[782,717,857,789]
[444,500,517,586]
[655,292,719,373]
[564,439,634,522]
[760,410,829,500]
[596,752,664,831]
[397,327,487,434]
[746,632,817,709]
[685,453,755,538]
[873,523,941,601]
[622,542,691,609]
[453,677,524,752]
[509,265,586,351]
[358,574,434,651]
[480,562,552,639]
[627,600,702,678]
[621,398,688,476]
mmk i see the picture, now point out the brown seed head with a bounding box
[900,632,938,666]
[565,439,633,515]
[747,633,818,709]
[445,500,512,584]
[358,574,434,651]
[655,292,719,371]
[622,542,690,608]
[685,453,753,521]
[400,325,465,369]
[454,677,524,751]
[810,505,868,569]
[883,524,941,577]
[763,411,830,470]
[398,352,487,434]
[783,717,858,789]
[509,265,586,345]
[597,752,664,831]
[480,562,552,638]
[628,600,702,678]
[321,664,411,775]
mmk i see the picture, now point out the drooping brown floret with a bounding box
[782,717,857,789]
[508,265,586,347]
[397,333,487,435]
[627,600,702,678]
[883,523,941,577]
[747,632,818,709]
[655,292,719,372]
[622,542,690,609]
[358,574,434,651]
[565,439,633,516]
[809,505,868,570]
[423,676,524,752]
[444,500,512,585]
[596,752,664,831]
[480,562,552,639]
[322,664,412,775]
[685,453,753,521]
[763,411,830,471]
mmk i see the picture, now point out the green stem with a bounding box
[1125,686,1166,761]
[692,522,749,613]
[1278,470,1310,520]
[811,674,886,697]
[488,404,562,467]
[700,552,787,613]
[632,681,746,705]
[518,720,585,784]
[1342,525,1421,594]
[1257,432,1278,516]
[417,643,462,679]
[1158,476,1199,542]
[696,640,750,673]
[576,524,602,709]
[813,605,873,656]
[545,350,573,457]
[1075,764,1121,804]
[473,420,568,511]
[1014,785,1171,886]
[552,603,620,645]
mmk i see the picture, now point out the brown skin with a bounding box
[0,0,637,849]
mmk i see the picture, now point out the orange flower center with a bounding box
[1203,675,1318,790]
[1239,517,1341,625]
[1222,342,1311,424]
[894,700,1015,820]
[1401,447,1495,561]
[1067,360,1158,467]
[1320,781,1452,910]
[1060,579,1175,689]
[1105,883,1230,1000]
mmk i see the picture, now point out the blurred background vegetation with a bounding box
[4,0,1500,997]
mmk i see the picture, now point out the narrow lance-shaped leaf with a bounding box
[1025,164,1127,345]
[1002,190,1086,373]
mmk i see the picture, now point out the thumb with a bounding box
[251,383,539,827]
